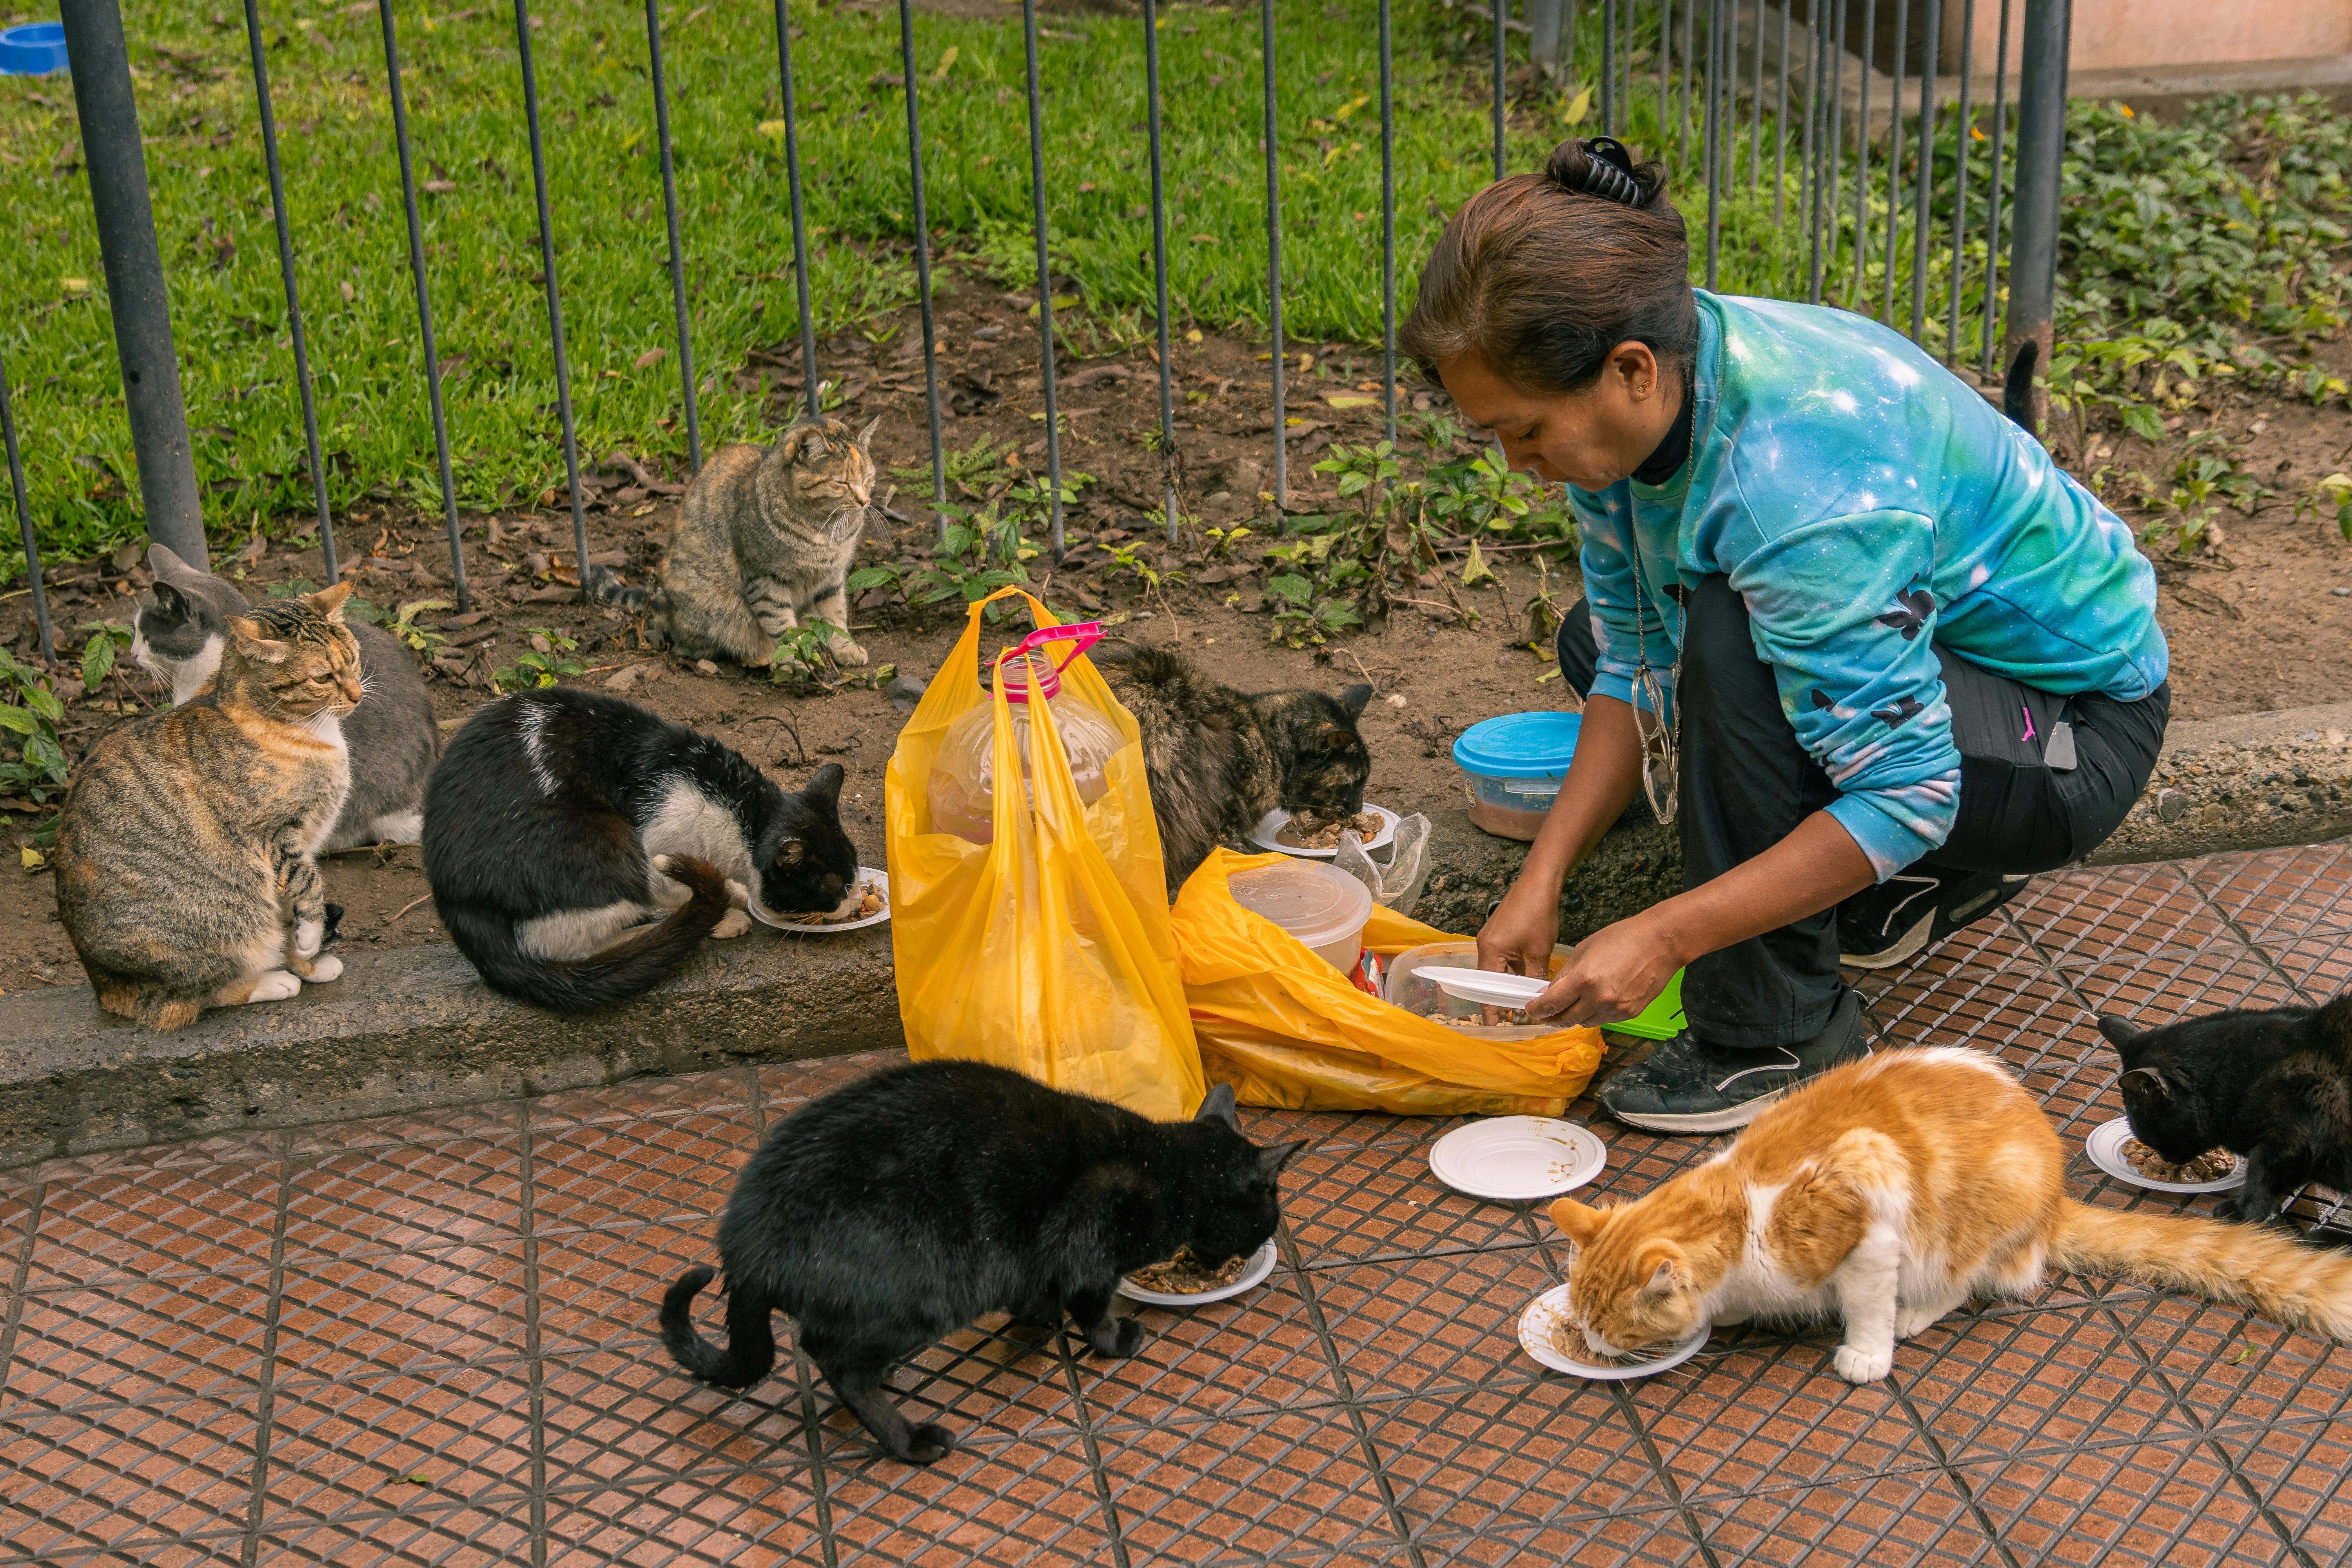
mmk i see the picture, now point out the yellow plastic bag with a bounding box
[885,589,1204,1121]
[1171,849,1606,1116]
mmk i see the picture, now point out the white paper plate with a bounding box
[1247,803,1399,859]
[1118,1238,1278,1306]
[749,865,891,933]
[1428,1117,1606,1202]
[1414,966,1551,1010]
[1519,1284,1709,1380]
[2085,1115,2246,1194]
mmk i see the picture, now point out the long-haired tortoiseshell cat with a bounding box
[1551,1048,2352,1383]
[1093,642,1374,897]
[586,414,880,669]
[54,583,364,1031]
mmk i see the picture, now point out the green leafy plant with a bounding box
[2294,472,2352,541]
[492,628,584,691]
[76,621,136,696]
[768,620,897,693]
[2139,430,2267,555]
[386,599,454,656]
[0,651,69,803]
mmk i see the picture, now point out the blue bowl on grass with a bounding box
[0,23,68,77]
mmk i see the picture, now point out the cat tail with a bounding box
[581,562,654,614]
[446,854,732,1012]
[661,1265,779,1389]
[2055,1202,2352,1340]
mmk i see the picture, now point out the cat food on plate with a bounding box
[1454,712,1581,841]
[1126,1247,1249,1294]
[1387,941,1575,1042]
[1248,804,1399,859]
[1226,859,1373,972]
[764,868,890,931]
[2083,1115,2246,1194]
[1277,809,1385,850]
[1518,1283,1708,1380]
[1119,1238,1279,1306]
[2122,1138,2234,1185]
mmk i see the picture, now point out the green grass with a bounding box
[4,0,2349,581]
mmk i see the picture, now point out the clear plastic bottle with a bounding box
[927,624,1122,844]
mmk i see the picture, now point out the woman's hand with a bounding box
[1477,878,1562,978]
[1524,914,1683,1029]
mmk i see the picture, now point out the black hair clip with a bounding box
[1577,136,1642,205]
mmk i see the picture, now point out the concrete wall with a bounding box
[1955,0,2352,78]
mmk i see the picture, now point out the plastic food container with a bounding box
[1387,940,1573,1041]
[927,624,1123,844]
[0,23,67,76]
[1452,712,1581,840]
[1228,858,1374,973]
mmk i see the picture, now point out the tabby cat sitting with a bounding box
[664,1062,1302,1463]
[422,687,859,1012]
[1093,642,1374,897]
[1552,1047,2352,1384]
[55,583,363,1031]
[2102,994,2352,1229]
[586,414,880,669]
[132,543,437,849]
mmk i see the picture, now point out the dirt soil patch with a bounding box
[5,273,2349,998]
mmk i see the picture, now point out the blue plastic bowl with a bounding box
[1452,711,1581,839]
[0,22,68,77]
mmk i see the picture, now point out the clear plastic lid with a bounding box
[1228,859,1374,951]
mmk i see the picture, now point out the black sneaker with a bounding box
[1597,990,1867,1134]
[1837,868,2031,971]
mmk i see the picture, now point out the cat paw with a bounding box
[300,954,344,984]
[1087,1317,1147,1359]
[710,908,753,939]
[830,638,871,669]
[243,970,303,1004]
[724,878,751,907]
[1832,1343,1895,1384]
[1894,1304,1946,1341]
[650,854,676,873]
[899,1423,956,1465]
[292,918,325,959]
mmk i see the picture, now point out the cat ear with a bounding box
[307,580,355,621]
[778,424,827,465]
[1638,1256,1681,1298]
[774,838,807,867]
[149,579,185,619]
[1548,1196,1606,1247]
[2120,1066,2172,1100]
[1315,725,1359,753]
[1338,683,1373,720]
[1256,1139,1305,1177]
[226,617,290,661]
[2096,1014,2141,1052]
[801,762,846,809]
[856,415,882,450]
[1194,1082,1238,1127]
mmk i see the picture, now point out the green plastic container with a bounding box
[1609,969,1687,1041]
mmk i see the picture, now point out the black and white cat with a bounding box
[663,1061,1302,1463]
[2102,993,2352,1227]
[132,543,439,851]
[422,687,859,1012]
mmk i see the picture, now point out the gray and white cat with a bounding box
[133,543,439,851]
[585,414,878,669]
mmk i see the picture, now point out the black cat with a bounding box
[661,1062,1302,1463]
[2100,993,2352,1226]
[422,687,858,1012]
[1094,642,1374,898]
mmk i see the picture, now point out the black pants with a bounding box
[1555,576,2169,1048]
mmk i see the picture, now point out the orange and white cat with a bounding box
[1551,1047,2352,1383]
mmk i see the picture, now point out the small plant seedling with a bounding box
[387,599,454,655]
[2294,472,2352,541]
[0,650,70,803]
[492,628,584,691]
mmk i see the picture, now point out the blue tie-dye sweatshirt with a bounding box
[1567,292,2168,882]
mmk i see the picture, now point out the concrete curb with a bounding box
[0,928,898,1171]
[4,703,2345,1171]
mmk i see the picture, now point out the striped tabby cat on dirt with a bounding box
[53,583,363,1031]
[587,414,880,669]
[131,543,438,849]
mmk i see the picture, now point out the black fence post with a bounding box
[59,0,207,568]
[2004,0,2070,437]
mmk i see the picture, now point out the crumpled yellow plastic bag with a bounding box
[1171,848,1606,1116]
[885,588,1204,1121]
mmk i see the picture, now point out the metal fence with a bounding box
[4,0,2075,664]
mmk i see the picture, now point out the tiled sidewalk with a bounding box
[2,842,2349,1567]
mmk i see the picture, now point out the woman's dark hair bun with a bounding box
[1544,135,1665,209]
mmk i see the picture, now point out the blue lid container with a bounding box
[1452,711,1581,780]
[0,22,68,76]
